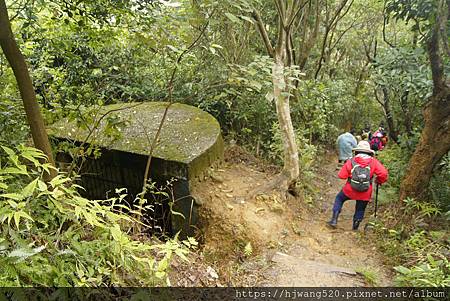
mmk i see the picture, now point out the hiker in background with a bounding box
[327,141,388,230]
[336,129,357,164]
[380,128,389,148]
[361,132,369,141]
[362,124,372,142]
[371,126,388,151]
[373,126,384,138]
[370,131,384,152]
[381,134,388,148]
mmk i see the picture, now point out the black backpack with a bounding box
[348,159,372,192]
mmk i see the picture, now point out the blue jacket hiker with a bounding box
[336,131,357,163]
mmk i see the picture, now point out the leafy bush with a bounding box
[372,196,449,288]
[377,143,410,190]
[429,152,450,211]
[0,69,29,148]
[0,145,192,286]
[394,256,450,287]
[195,55,276,155]
[373,135,450,288]
[268,122,318,176]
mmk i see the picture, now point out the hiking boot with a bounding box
[352,219,362,231]
[327,212,339,228]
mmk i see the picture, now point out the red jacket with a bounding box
[338,155,388,201]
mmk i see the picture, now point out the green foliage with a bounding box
[268,122,318,176]
[0,145,191,286]
[429,153,450,211]
[356,267,379,286]
[386,0,438,28]
[194,55,277,157]
[373,47,432,99]
[0,98,28,148]
[374,132,449,287]
[0,64,29,148]
[377,144,410,190]
[403,198,442,218]
[372,195,449,287]
[374,225,449,287]
[294,79,366,142]
[371,45,432,135]
[243,242,253,257]
[394,256,450,287]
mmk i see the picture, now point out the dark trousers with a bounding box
[332,190,368,221]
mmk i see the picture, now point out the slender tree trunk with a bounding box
[273,48,300,184]
[400,90,413,135]
[353,62,369,97]
[252,2,301,191]
[314,0,352,79]
[297,0,320,72]
[381,87,398,143]
[0,0,56,179]
[399,8,450,200]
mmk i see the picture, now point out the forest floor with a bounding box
[171,146,393,287]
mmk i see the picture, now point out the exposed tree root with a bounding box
[246,172,297,201]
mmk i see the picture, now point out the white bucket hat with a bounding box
[352,141,375,155]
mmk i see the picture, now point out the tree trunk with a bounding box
[0,0,56,179]
[297,0,320,72]
[399,10,450,200]
[399,91,450,200]
[252,3,301,191]
[381,87,398,143]
[400,90,413,135]
[273,49,300,186]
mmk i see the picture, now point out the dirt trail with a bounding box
[260,159,392,287]
[184,147,392,287]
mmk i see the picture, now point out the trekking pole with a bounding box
[374,183,379,218]
[364,182,379,233]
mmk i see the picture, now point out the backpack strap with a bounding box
[369,158,376,181]
[348,159,356,183]
[350,159,358,173]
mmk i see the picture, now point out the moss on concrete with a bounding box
[51,102,223,237]
[50,102,223,165]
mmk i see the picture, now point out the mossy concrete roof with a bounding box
[50,102,222,164]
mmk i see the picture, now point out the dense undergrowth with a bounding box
[372,141,450,287]
[0,145,194,287]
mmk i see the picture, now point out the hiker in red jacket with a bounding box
[328,141,388,230]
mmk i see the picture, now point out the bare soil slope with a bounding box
[174,146,392,286]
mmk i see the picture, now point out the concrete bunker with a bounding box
[50,102,224,237]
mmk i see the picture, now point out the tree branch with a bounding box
[382,1,396,48]
[275,0,287,27]
[314,0,353,79]
[374,88,385,107]
[8,0,31,22]
[142,19,211,188]
[287,0,308,29]
[252,9,274,56]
